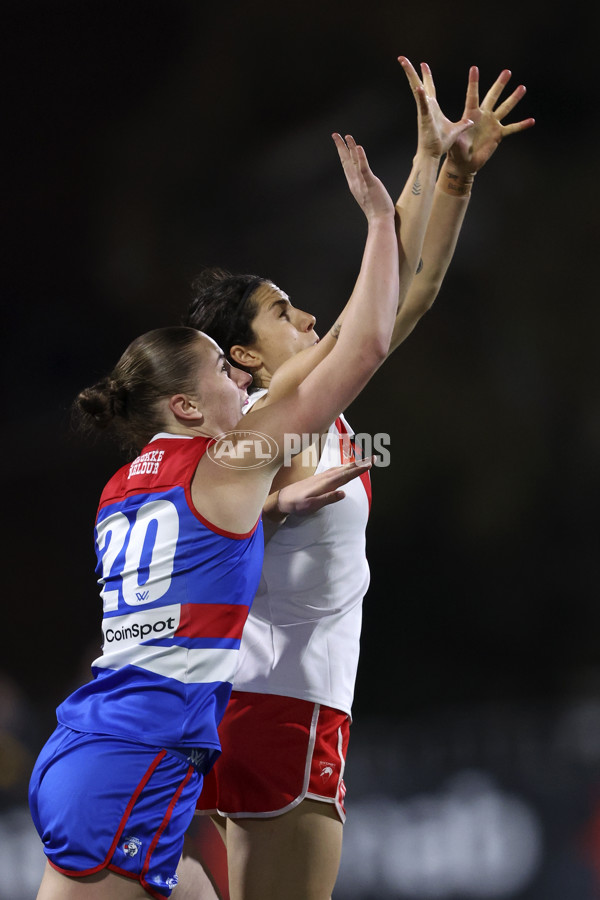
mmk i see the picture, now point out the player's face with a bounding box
[246,282,319,374]
[195,334,252,433]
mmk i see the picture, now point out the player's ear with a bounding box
[230,345,262,370]
[169,394,204,424]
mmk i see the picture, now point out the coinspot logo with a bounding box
[210,431,279,469]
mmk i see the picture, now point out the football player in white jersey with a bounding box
[174,58,533,900]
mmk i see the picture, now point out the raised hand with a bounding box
[448,67,535,176]
[331,133,395,222]
[398,56,474,160]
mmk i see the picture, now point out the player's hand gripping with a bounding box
[447,66,535,176]
[331,133,395,223]
[398,56,474,160]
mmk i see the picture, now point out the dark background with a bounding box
[2,1,600,896]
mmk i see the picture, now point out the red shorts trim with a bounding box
[197,691,349,822]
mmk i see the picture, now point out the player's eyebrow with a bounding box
[268,298,291,312]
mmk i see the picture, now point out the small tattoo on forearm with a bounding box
[443,172,472,196]
[331,322,342,340]
[416,257,423,274]
[411,171,422,196]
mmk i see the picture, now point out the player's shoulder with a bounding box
[97,435,209,512]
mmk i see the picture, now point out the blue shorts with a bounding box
[29,724,203,899]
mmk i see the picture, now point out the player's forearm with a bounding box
[388,159,473,354]
[248,213,399,452]
[291,214,399,435]
[270,151,438,390]
[262,489,288,543]
[404,177,470,302]
[282,214,399,399]
[394,151,440,297]
[339,213,400,360]
[261,213,399,406]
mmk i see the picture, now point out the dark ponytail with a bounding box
[185,266,265,380]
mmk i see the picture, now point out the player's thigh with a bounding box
[210,813,227,845]
[172,855,221,900]
[36,861,149,900]
[173,815,228,899]
[226,799,342,900]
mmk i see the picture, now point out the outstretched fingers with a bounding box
[494,86,535,135]
[331,132,393,217]
[464,65,480,112]
[420,62,436,99]
[398,56,436,101]
[481,68,512,111]
[494,83,526,119]
[398,56,423,97]
[332,131,351,166]
[399,59,432,128]
[293,459,374,513]
[346,134,365,169]
[479,69,536,136]
[501,113,536,136]
[312,458,373,493]
[332,132,368,172]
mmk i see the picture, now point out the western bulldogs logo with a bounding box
[122,836,142,857]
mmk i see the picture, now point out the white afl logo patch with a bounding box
[122,836,142,857]
[320,762,335,780]
[209,431,279,469]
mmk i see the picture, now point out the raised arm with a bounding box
[388,64,535,352]
[262,57,473,406]
[247,135,400,443]
[393,59,472,301]
[250,70,472,442]
[197,67,471,532]
[196,135,402,532]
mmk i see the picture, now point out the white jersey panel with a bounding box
[234,391,370,715]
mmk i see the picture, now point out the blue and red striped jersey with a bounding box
[57,434,263,764]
